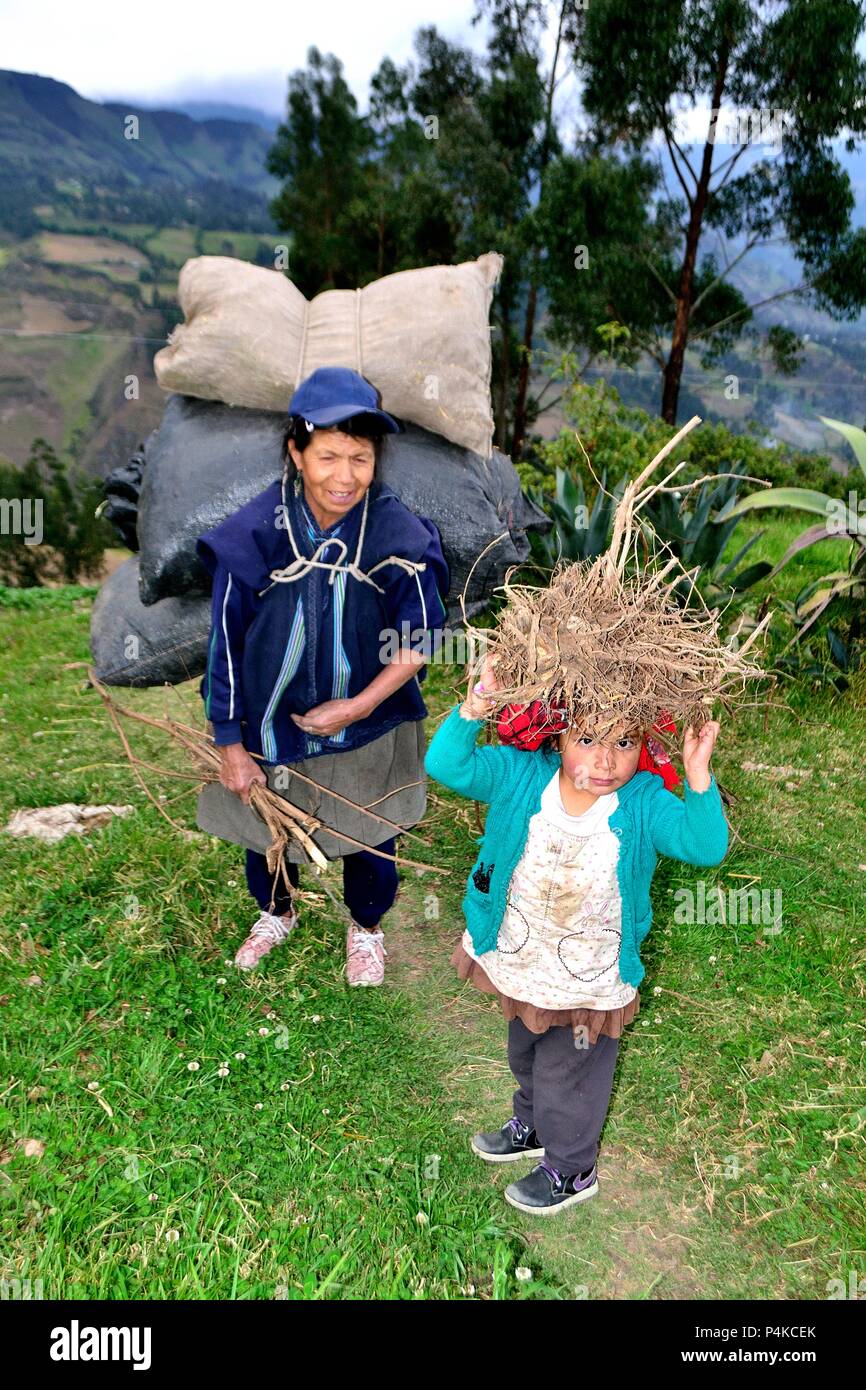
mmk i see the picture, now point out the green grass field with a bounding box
[0,526,864,1300]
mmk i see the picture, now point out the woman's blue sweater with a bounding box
[424,703,729,988]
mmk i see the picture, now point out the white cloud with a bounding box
[1,0,488,114]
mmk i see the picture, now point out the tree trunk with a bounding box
[660,38,731,424]
[512,276,538,460]
[496,296,511,452]
[510,2,566,460]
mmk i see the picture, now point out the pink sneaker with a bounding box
[345,921,387,986]
[233,907,297,971]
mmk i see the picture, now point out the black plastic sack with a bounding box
[101,449,145,552]
[132,394,549,618]
[378,423,550,615]
[90,555,211,686]
[136,395,285,606]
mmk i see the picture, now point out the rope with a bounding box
[261,485,429,596]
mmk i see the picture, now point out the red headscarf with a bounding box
[496,700,680,790]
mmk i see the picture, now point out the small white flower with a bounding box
[258,1027,270,1037]
[227,879,237,887]
[254,1102,264,1111]
[217,1067,230,1078]
[415,1211,429,1226]
[310,1014,322,1023]
[148,1193,158,1203]
[322,1108,330,1115]
[86,1081,101,1091]
[216,977,227,985]
[280,1082,290,1091]
[143,1009,152,1018]
[515,1266,532,1282]
[224,959,234,967]
[187,1061,200,1072]
[165,1229,180,1243]
[184,1008,192,1015]
[234,1052,246,1060]
[709,955,717,964]
[653,986,662,996]
[641,1020,649,1027]
[266,1011,277,1020]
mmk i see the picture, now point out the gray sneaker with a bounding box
[470,1116,545,1163]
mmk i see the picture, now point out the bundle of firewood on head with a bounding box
[467,416,772,753]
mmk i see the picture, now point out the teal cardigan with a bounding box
[424,702,729,988]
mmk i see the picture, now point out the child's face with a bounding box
[558,722,642,794]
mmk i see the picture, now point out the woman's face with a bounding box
[289,429,376,528]
[558,723,642,793]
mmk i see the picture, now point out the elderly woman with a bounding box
[195,367,449,985]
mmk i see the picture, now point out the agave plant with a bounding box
[526,467,627,566]
[716,416,866,650]
[638,459,773,604]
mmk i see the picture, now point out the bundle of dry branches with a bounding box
[87,670,445,903]
[469,416,771,741]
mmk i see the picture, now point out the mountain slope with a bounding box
[0,70,279,234]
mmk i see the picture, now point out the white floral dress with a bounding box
[460,769,638,1011]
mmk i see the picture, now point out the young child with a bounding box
[424,659,727,1216]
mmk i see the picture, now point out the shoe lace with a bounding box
[349,927,386,957]
[507,1117,529,1140]
[250,910,295,944]
[538,1160,563,1185]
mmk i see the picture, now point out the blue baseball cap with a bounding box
[288,367,401,433]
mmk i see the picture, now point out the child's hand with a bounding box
[682,720,720,792]
[460,651,500,720]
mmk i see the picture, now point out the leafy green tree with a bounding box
[569,0,866,423]
[0,439,110,587]
[267,48,372,293]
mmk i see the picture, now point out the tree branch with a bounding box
[689,283,806,341]
[690,232,764,312]
[709,141,750,192]
[660,115,696,206]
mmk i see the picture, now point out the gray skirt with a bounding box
[196,718,427,862]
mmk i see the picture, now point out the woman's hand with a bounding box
[218,743,267,805]
[291,699,358,738]
[682,720,720,792]
[460,650,500,720]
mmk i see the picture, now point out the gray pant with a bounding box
[508,1018,621,1175]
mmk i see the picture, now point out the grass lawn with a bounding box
[0,527,864,1300]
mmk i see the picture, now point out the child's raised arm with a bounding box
[647,721,728,866]
[424,656,513,804]
[423,703,514,803]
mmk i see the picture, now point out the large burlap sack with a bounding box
[90,556,210,686]
[132,395,549,618]
[153,252,503,457]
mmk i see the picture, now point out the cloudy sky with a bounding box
[4,0,862,152]
[1,0,494,114]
